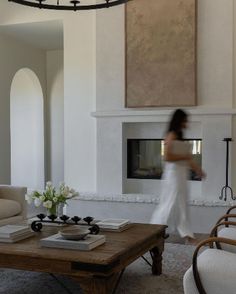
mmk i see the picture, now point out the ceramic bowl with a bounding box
[59,227,90,240]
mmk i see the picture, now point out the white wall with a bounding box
[1,1,235,231]
[96,5,125,111]
[0,6,97,192]
[10,68,44,189]
[96,0,234,111]
[92,0,236,220]
[0,33,47,184]
[95,0,236,204]
[64,15,96,192]
[231,0,236,191]
[0,0,235,196]
[197,0,233,107]
[46,50,64,186]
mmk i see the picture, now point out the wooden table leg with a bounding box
[76,273,120,294]
[150,241,164,276]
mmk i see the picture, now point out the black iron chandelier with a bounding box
[8,0,129,11]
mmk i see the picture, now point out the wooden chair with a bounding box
[210,206,236,252]
[184,206,236,294]
[184,237,236,294]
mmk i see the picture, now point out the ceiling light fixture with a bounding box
[8,0,129,11]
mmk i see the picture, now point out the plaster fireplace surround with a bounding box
[68,108,236,234]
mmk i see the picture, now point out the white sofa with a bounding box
[0,185,27,226]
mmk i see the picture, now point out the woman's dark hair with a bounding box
[167,109,188,140]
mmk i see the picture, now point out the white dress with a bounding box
[150,140,194,238]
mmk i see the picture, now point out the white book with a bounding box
[40,233,106,251]
[99,223,132,232]
[0,225,30,238]
[0,231,35,243]
[97,219,130,229]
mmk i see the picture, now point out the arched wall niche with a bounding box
[10,68,45,189]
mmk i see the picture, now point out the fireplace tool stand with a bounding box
[219,138,236,201]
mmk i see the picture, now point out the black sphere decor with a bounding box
[83,216,94,225]
[60,215,70,223]
[71,216,81,224]
[37,213,46,221]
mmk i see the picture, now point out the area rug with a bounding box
[0,243,195,294]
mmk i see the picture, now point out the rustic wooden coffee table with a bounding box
[0,223,166,294]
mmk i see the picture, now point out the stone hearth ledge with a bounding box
[72,193,236,207]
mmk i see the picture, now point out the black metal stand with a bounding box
[112,269,126,294]
[219,138,236,201]
[141,255,152,267]
[31,214,100,235]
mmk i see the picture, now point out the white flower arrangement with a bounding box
[25,181,79,214]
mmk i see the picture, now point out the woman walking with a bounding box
[150,109,205,242]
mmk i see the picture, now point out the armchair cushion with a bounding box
[0,199,21,220]
[184,248,236,294]
[218,227,236,253]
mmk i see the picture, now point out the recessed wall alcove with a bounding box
[10,68,45,190]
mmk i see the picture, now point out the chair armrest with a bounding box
[216,213,236,224]
[210,221,236,249]
[0,185,27,219]
[226,206,236,215]
[193,237,236,294]
[210,221,236,237]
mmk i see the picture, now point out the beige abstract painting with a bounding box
[126,0,197,107]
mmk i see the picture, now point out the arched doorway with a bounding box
[10,68,44,189]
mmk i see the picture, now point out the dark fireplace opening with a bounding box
[127,139,202,181]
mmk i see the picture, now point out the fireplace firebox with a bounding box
[127,139,202,181]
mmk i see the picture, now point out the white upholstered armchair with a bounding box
[0,185,27,226]
[184,237,236,294]
[213,206,236,253]
[184,206,236,294]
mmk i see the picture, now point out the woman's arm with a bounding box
[164,132,191,162]
[188,159,206,179]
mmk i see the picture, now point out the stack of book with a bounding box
[96,219,131,232]
[0,225,34,243]
[40,233,106,251]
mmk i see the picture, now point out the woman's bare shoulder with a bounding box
[165,132,177,143]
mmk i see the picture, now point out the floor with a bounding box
[166,233,209,245]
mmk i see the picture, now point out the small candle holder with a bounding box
[31,214,100,234]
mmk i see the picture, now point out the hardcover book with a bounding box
[99,224,132,233]
[40,233,106,251]
[0,225,31,238]
[96,219,130,229]
[0,231,35,243]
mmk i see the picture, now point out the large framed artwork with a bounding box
[125,0,197,108]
